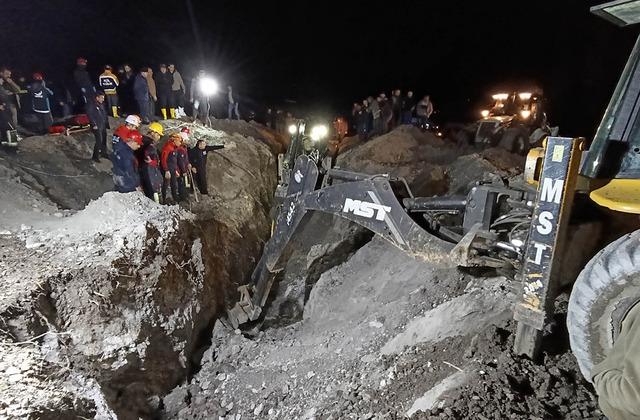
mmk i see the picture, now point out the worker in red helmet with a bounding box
[73,57,95,105]
[111,129,142,193]
[176,131,192,198]
[161,133,184,203]
[28,73,54,134]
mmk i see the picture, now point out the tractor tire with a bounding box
[567,229,640,382]
[498,128,529,155]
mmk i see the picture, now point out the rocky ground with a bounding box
[0,122,605,419]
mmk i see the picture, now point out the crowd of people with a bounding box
[0,58,244,139]
[349,89,434,141]
[109,114,221,204]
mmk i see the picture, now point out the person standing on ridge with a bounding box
[133,68,151,124]
[98,65,119,118]
[86,91,110,162]
[73,57,95,104]
[155,64,173,120]
[28,73,54,134]
[168,64,186,118]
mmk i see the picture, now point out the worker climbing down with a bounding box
[161,133,184,203]
[112,130,143,193]
[188,139,223,195]
[98,65,120,118]
[112,114,141,146]
[591,302,640,420]
[176,128,192,198]
[140,122,164,203]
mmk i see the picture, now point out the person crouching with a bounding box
[112,130,143,193]
[140,122,164,203]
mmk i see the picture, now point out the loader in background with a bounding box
[227,0,640,387]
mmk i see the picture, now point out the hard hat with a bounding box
[128,131,143,146]
[125,115,141,127]
[77,57,88,66]
[181,127,190,134]
[148,122,164,136]
[32,72,44,81]
[169,133,182,143]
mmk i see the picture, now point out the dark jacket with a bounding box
[86,100,110,130]
[112,140,140,193]
[161,141,180,174]
[176,145,190,173]
[140,136,163,194]
[355,110,369,135]
[28,81,54,113]
[402,95,416,113]
[188,145,223,170]
[155,72,173,97]
[73,66,94,94]
[133,74,149,102]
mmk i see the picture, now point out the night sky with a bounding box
[1,0,638,137]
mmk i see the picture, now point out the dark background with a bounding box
[0,0,638,137]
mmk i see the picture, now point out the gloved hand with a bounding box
[164,171,171,180]
[191,167,197,174]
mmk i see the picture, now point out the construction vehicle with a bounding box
[228,0,640,386]
[476,90,558,153]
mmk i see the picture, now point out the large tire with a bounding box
[567,229,640,382]
[498,128,529,155]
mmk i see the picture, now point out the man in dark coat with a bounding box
[86,91,110,162]
[112,130,142,193]
[73,57,95,104]
[155,64,173,120]
[28,73,54,134]
[401,91,416,124]
[133,68,151,123]
[188,139,224,195]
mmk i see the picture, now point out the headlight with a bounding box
[519,92,532,101]
[520,110,531,119]
[199,77,218,96]
[491,93,509,101]
[481,110,490,118]
[310,125,328,141]
[288,124,297,135]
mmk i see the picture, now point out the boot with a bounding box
[177,107,185,117]
[161,108,168,120]
[111,106,119,118]
[170,108,176,119]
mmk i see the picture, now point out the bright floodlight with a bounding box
[481,110,490,118]
[288,124,297,135]
[199,77,218,96]
[519,92,532,101]
[310,125,328,141]
[520,110,531,119]
[492,93,509,101]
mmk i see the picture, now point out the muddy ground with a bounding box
[0,122,605,419]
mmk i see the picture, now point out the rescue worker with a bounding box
[189,139,223,195]
[176,129,192,198]
[140,122,164,202]
[367,96,382,137]
[161,133,183,203]
[333,116,348,140]
[592,302,640,419]
[168,64,186,118]
[98,65,119,117]
[117,64,134,114]
[155,64,173,120]
[112,114,141,146]
[416,95,434,123]
[133,68,151,124]
[1,67,22,129]
[112,130,143,193]
[73,57,95,104]
[28,73,54,134]
[86,91,110,162]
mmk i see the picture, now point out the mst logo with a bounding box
[342,198,391,221]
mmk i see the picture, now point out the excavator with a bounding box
[228,0,640,384]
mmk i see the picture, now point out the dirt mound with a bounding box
[0,123,277,418]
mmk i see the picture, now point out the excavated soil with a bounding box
[1,123,605,420]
